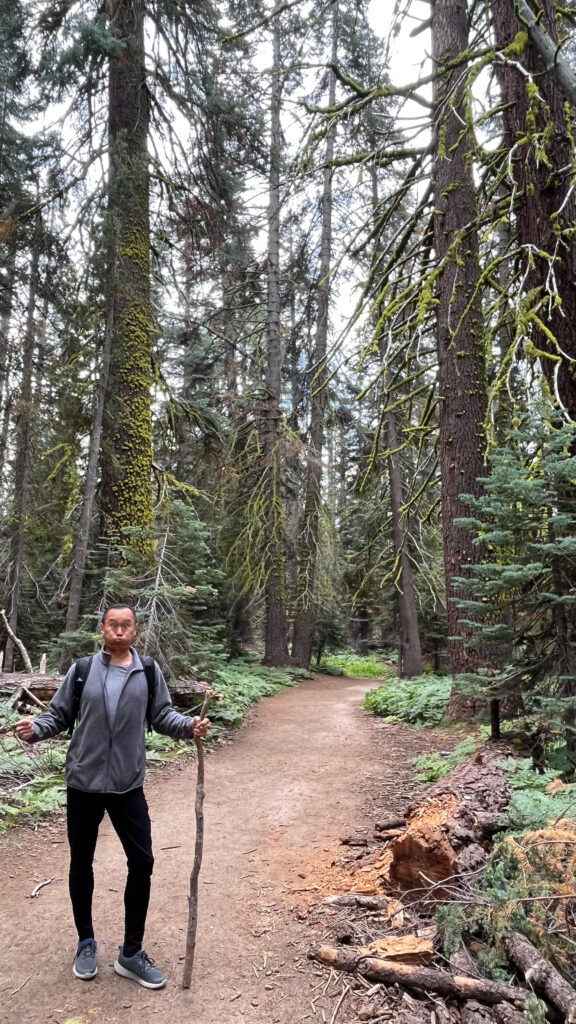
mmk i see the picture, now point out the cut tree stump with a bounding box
[388,750,510,894]
[309,945,529,1009]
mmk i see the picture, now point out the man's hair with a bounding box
[101,603,138,624]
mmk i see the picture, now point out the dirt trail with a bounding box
[0,674,432,1024]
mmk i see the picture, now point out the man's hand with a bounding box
[190,716,210,740]
[15,717,36,741]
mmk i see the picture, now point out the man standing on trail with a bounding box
[15,603,209,990]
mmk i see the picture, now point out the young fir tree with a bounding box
[453,416,576,769]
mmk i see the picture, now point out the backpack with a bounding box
[70,655,156,733]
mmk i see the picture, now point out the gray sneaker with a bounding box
[114,948,166,989]
[73,939,97,980]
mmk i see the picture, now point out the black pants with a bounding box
[67,786,154,957]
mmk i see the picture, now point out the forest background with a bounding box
[1,0,576,771]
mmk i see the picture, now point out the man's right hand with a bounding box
[15,717,36,741]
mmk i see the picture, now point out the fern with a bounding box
[414,737,479,782]
[363,675,451,726]
[496,758,576,830]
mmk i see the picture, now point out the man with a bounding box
[15,604,209,990]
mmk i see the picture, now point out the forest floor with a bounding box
[0,673,455,1024]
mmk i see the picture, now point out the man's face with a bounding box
[100,608,137,652]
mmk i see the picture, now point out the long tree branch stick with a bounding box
[0,610,33,673]
[182,685,221,989]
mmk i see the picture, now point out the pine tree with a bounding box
[454,415,576,767]
[432,0,488,711]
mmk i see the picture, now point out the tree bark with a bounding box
[432,0,488,714]
[3,211,42,672]
[505,930,576,1020]
[492,0,576,420]
[386,404,423,677]
[291,6,338,669]
[370,152,423,678]
[504,0,576,111]
[99,0,154,559]
[59,310,113,673]
[0,238,16,490]
[461,1002,498,1024]
[262,8,289,666]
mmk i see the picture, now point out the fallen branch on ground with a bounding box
[309,945,529,1009]
[323,894,391,911]
[505,930,576,1022]
[8,684,46,711]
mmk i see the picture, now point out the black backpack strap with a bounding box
[70,655,93,733]
[142,656,156,733]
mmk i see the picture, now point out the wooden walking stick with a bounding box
[182,683,221,989]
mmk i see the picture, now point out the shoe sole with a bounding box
[114,960,166,989]
[73,965,97,980]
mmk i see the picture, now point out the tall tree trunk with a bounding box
[291,9,338,668]
[386,405,423,677]
[371,160,423,680]
[59,311,113,672]
[99,0,154,560]
[0,241,16,492]
[492,0,576,419]
[492,1,576,739]
[432,0,488,716]
[3,212,41,671]
[262,10,289,666]
[285,226,302,608]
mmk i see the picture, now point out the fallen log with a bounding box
[309,945,529,1009]
[505,930,576,1022]
[0,673,207,708]
[389,750,510,894]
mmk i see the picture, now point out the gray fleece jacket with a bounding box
[29,648,194,794]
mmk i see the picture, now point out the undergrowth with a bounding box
[363,674,451,726]
[318,653,395,678]
[432,757,576,985]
